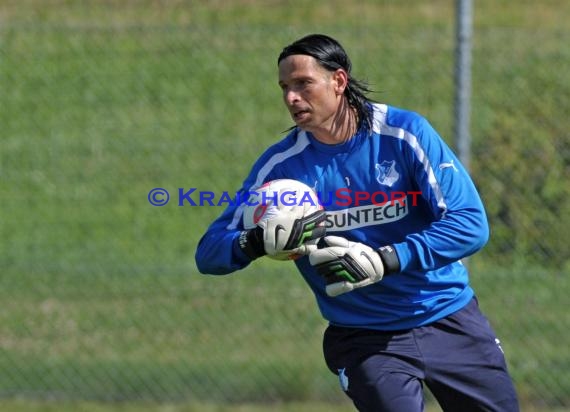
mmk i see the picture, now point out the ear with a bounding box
[331,69,349,95]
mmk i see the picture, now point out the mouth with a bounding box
[292,108,310,122]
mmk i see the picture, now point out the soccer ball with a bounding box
[242,179,324,260]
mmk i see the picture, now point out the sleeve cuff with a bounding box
[233,232,255,263]
[377,245,401,274]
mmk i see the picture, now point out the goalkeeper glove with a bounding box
[309,236,400,297]
[238,210,327,260]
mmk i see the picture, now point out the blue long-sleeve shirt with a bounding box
[195,103,489,330]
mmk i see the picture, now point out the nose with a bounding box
[284,89,300,106]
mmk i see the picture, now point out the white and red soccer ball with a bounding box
[242,179,323,260]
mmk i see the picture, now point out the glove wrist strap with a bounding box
[238,228,266,260]
[377,245,400,275]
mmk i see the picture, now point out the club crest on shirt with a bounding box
[375,160,399,187]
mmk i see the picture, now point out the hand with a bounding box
[239,210,327,260]
[309,236,385,297]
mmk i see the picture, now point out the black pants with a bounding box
[323,298,519,412]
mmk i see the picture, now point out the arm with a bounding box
[195,132,322,274]
[393,116,489,272]
[195,183,257,275]
[195,135,283,275]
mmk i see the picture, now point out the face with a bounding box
[278,55,347,135]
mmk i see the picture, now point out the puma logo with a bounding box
[439,160,458,172]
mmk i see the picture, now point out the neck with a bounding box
[312,99,358,145]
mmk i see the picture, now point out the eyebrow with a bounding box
[278,73,314,85]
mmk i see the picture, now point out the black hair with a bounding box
[278,34,375,132]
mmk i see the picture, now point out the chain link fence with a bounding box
[1,1,568,410]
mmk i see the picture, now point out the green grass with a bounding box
[0,400,353,412]
[1,400,568,412]
[0,400,437,412]
[1,0,569,410]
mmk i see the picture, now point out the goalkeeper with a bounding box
[195,34,519,411]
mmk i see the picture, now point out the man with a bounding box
[195,34,519,411]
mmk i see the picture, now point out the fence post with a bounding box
[454,0,473,170]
